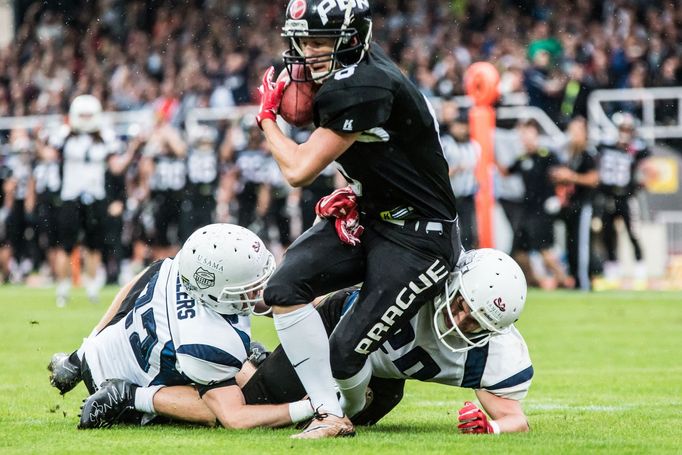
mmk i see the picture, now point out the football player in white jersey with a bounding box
[91,249,532,435]
[48,224,317,429]
[48,95,137,306]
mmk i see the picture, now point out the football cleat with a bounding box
[78,379,136,429]
[291,411,355,439]
[48,352,81,395]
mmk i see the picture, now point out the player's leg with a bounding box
[351,376,406,426]
[264,220,364,420]
[48,261,161,395]
[54,200,80,307]
[621,196,643,261]
[82,200,108,303]
[329,219,458,418]
[601,196,619,280]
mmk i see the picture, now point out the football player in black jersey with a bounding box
[256,0,459,438]
[595,113,651,289]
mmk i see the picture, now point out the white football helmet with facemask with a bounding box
[433,249,527,352]
[68,94,103,133]
[177,224,275,316]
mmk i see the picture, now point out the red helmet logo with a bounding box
[493,297,506,311]
[289,0,307,20]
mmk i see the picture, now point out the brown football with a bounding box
[278,65,317,127]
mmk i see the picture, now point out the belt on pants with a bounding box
[381,217,458,235]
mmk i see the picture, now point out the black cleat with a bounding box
[78,379,136,429]
[48,352,81,395]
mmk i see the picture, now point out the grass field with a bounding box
[1,286,681,454]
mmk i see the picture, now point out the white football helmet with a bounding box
[433,249,527,352]
[69,95,103,133]
[177,224,275,316]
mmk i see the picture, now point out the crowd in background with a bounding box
[0,0,679,296]
[2,0,681,123]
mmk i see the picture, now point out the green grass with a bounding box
[1,287,681,454]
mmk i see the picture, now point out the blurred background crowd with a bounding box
[1,0,681,302]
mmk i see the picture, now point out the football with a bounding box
[278,65,317,127]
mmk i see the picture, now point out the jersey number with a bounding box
[129,308,158,372]
[381,323,441,381]
[127,273,160,372]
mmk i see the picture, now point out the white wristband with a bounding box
[489,420,501,435]
[134,385,164,414]
[288,400,314,423]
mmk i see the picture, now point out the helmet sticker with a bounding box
[194,267,216,289]
[288,0,307,20]
[493,297,506,311]
[252,241,261,253]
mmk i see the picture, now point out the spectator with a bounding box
[499,119,572,289]
[551,117,599,290]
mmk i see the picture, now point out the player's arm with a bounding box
[202,384,306,429]
[474,389,529,433]
[257,67,358,187]
[90,266,150,335]
[262,122,358,187]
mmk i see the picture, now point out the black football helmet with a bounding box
[282,0,373,82]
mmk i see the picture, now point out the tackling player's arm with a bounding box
[475,389,530,433]
[90,266,150,335]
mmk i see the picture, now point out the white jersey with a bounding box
[83,257,251,389]
[51,127,119,201]
[349,250,533,400]
[368,305,532,400]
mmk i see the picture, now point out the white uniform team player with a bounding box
[107,248,532,435]
[48,95,129,306]
[49,224,317,429]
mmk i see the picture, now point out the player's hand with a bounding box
[457,401,499,434]
[315,186,364,246]
[256,66,288,130]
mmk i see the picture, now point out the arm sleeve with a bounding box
[176,345,242,386]
[480,329,534,400]
[315,86,394,133]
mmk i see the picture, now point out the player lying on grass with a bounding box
[69,249,532,434]
[48,223,318,429]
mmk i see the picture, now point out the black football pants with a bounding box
[242,291,406,426]
[263,217,460,379]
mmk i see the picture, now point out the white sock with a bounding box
[273,304,343,417]
[134,385,163,414]
[336,359,372,417]
[57,279,71,297]
[634,261,647,280]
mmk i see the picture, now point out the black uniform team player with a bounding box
[596,113,651,287]
[257,0,459,438]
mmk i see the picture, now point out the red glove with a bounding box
[256,66,287,130]
[457,401,500,434]
[315,186,364,246]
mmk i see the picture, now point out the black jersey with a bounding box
[186,146,219,197]
[0,156,10,208]
[596,140,650,197]
[508,148,560,210]
[564,148,597,209]
[313,45,457,221]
